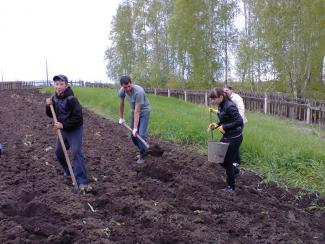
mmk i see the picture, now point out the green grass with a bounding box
[42,87,325,194]
[243,113,325,193]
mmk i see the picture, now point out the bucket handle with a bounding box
[209,112,214,140]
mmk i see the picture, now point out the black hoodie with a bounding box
[46,86,83,131]
[217,98,243,138]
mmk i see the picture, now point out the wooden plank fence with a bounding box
[1,81,324,127]
[144,88,325,128]
[0,81,117,89]
[0,81,35,90]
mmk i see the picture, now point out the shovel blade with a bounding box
[144,144,164,157]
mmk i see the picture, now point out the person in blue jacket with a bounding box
[45,74,92,194]
[208,88,243,193]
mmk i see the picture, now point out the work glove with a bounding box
[208,123,219,131]
[217,125,225,134]
[118,118,125,124]
[132,128,138,137]
[208,107,218,114]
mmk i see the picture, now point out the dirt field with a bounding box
[0,89,324,244]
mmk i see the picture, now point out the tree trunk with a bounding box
[320,55,325,85]
[224,22,228,84]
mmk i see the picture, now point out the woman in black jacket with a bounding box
[208,88,243,193]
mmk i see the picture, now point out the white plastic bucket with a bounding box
[208,141,229,163]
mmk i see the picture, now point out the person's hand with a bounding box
[54,122,63,130]
[208,123,219,130]
[217,125,225,134]
[46,98,52,105]
[208,107,218,114]
[118,118,125,124]
[132,128,138,137]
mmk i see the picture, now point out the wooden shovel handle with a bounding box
[209,112,214,140]
[49,104,78,189]
[122,123,150,149]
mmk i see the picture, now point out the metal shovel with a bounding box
[122,123,164,157]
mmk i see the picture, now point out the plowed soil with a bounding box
[0,89,324,244]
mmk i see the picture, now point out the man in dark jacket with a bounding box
[46,74,91,193]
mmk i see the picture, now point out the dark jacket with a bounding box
[217,98,243,138]
[46,87,83,131]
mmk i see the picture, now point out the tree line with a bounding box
[105,0,324,98]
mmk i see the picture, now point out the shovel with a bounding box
[122,123,164,157]
[50,104,79,189]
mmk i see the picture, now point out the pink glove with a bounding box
[118,118,125,124]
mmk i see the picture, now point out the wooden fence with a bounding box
[144,88,325,128]
[0,81,116,89]
[1,81,324,127]
[0,81,36,90]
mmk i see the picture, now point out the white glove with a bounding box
[118,118,125,124]
[132,128,138,136]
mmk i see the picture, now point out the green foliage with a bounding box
[251,0,325,98]
[217,0,239,82]
[105,0,173,83]
[42,87,325,194]
[105,0,239,84]
[106,0,325,99]
[304,81,325,100]
[105,2,135,80]
[169,0,214,82]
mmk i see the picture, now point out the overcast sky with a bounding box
[0,0,121,82]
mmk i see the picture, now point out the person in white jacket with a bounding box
[224,85,247,124]
[224,85,247,167]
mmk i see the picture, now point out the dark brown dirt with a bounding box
[0,89,324,244]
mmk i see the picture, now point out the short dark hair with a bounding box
[120,75,132,85]
[209,88,224,98]
[224,85,233,90]
[53,74,68,83]
[209,87,231,101]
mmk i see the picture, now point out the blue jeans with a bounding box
[55,126,89,186]
[130,110,151,156]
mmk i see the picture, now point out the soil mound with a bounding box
[0,89,324,243]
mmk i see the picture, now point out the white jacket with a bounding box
[230,93,248,124]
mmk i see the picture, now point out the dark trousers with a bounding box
[55,126,89,186]
[234,125,244,165]
[220,134,243,189]
[235,150,241,165]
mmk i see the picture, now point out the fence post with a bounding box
[154,88,157,96]
[264,92,268,114]
[168,89,170,97]
[205,92,208,106]
[306,104,311,124]
[184,90,187,102]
